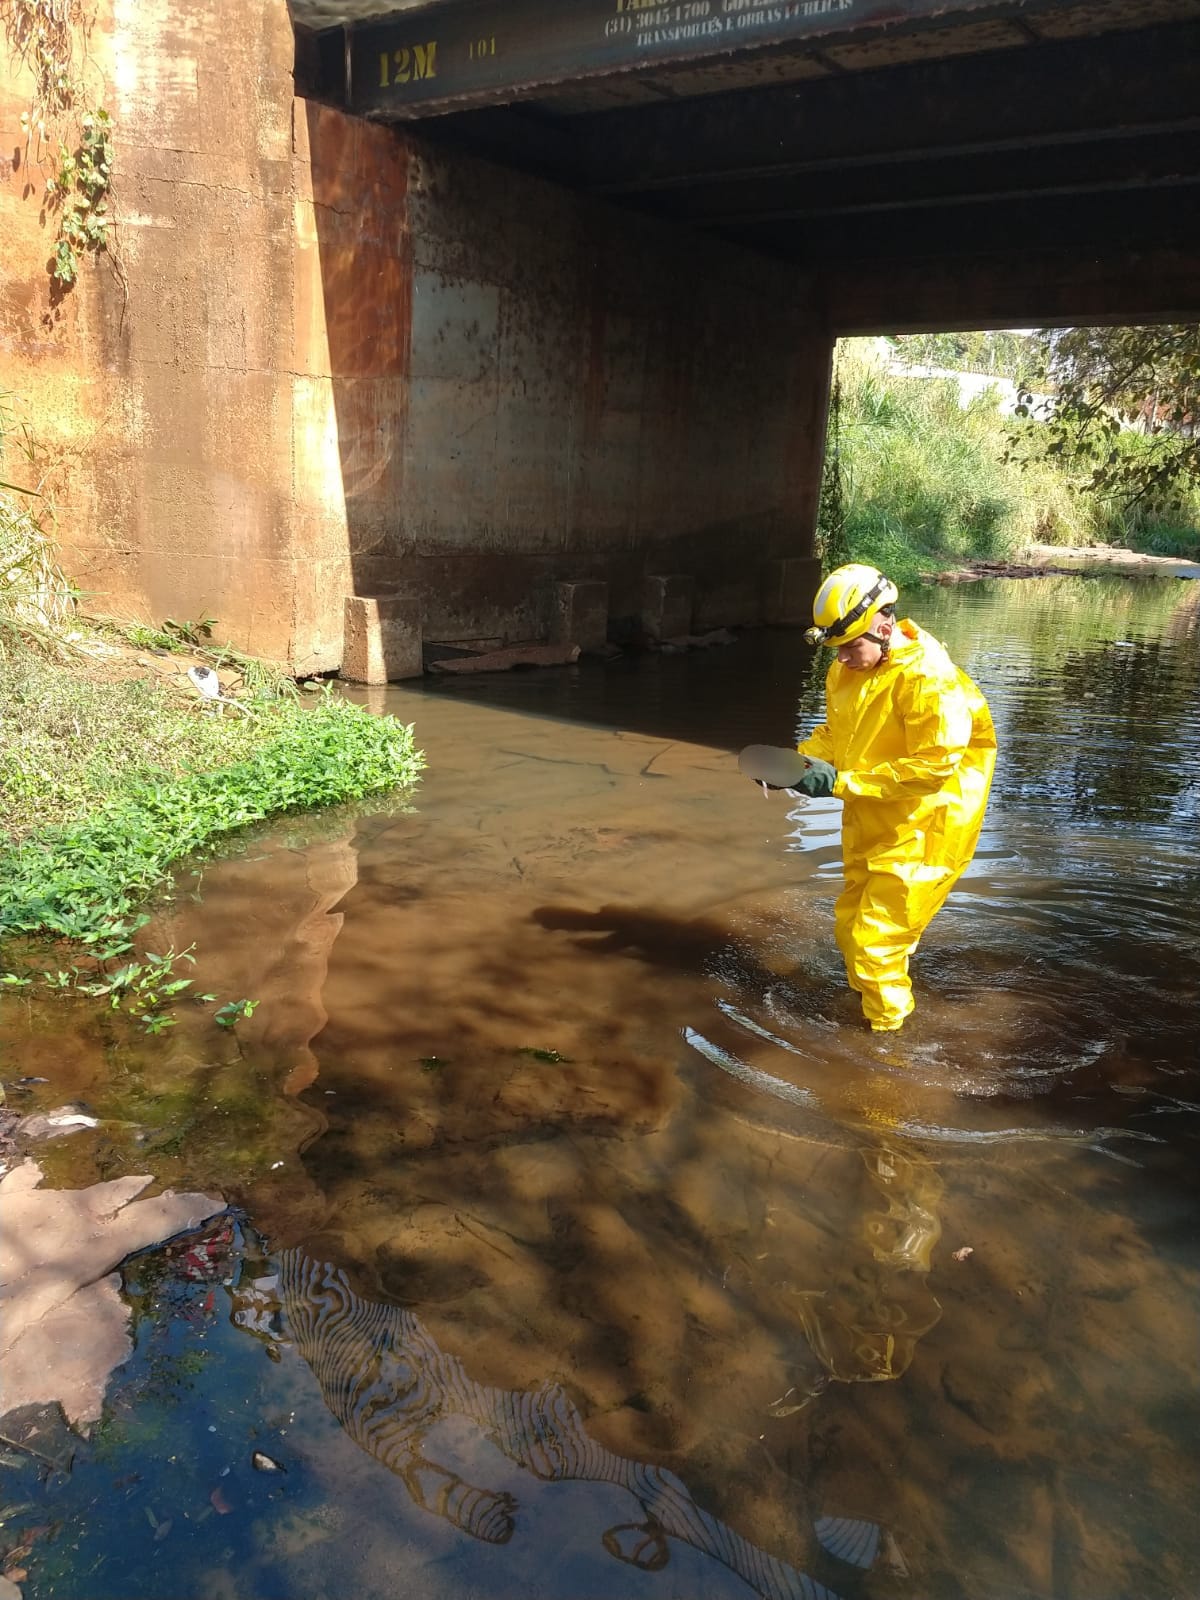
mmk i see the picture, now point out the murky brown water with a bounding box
[2,576,1199,1600]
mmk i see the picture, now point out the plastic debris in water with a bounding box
[251,1451,286,1474]
[952,1245,974,1261]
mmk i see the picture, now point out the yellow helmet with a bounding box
[804,563,898,647]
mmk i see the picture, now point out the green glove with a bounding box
[796,757,837,798]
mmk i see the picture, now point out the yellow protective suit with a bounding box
[798,619,997,1031]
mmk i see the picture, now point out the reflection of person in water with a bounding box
[786,1141,943,1394]
[276,1250,871,1600]
[682,1029,945,1396]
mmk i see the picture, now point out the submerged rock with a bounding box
[0,1161,224,1429]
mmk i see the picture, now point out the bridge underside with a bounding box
[269,0,1200,668]
[9,1,1196,676]
[294,0,1200,331]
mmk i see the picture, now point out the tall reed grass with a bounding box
[827,343,1200,579]
[0,393,80,654]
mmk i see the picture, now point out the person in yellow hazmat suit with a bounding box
[791,564,997,1032]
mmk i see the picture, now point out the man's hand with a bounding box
[795,757,837,798]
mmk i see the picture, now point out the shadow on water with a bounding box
[2,577,1200,1600]
[412,622,830,757]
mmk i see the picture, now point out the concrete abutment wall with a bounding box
[0,0,829,670]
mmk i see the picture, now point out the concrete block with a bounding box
[342,594,423,683]
[764,556,822,627]
[550,580,609,651]
[430,643,581,675]
[641,574,695,642]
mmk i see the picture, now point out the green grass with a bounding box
[1088,472,1200,558]
[1124,520,1200,560]
[0,685,423,942]
[0,651,304,840]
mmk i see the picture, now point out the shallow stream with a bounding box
[2,575,1198,1600]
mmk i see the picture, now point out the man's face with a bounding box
[835,617,893,671]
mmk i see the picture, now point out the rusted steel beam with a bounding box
[578,21,1200,191]
[343,0,1065,118]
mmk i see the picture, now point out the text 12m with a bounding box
[378,42,438,87]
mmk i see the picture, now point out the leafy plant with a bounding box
[45,108,112,285]
[162,615,217,646]
[215,999,257,1029]
[1,0,115,293]
[1014,324,1200,513]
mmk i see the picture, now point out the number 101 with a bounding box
[469,36,496,59]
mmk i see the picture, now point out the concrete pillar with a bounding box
[641,574,695,641]
[342,594,423,683]
[764,556,822,627]
[550,580,609,651]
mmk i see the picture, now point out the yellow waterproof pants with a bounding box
[833,858,965,1030]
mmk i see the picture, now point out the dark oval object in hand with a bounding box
[737,745,807,788]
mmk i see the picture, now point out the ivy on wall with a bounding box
[815,366,851,574]
[1,0,114,289]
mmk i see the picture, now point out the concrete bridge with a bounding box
[2,0,1198,671]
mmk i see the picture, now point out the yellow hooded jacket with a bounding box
[798,619,997,1029]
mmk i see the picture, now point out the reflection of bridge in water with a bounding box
[275,1249,894,1600]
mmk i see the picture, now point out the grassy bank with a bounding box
[0,455,423,1023]
[0,654,423,943]
[0,642,423,1026]
[826,341,1200,582]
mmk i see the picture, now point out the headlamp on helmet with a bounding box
[804,564,899,647]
